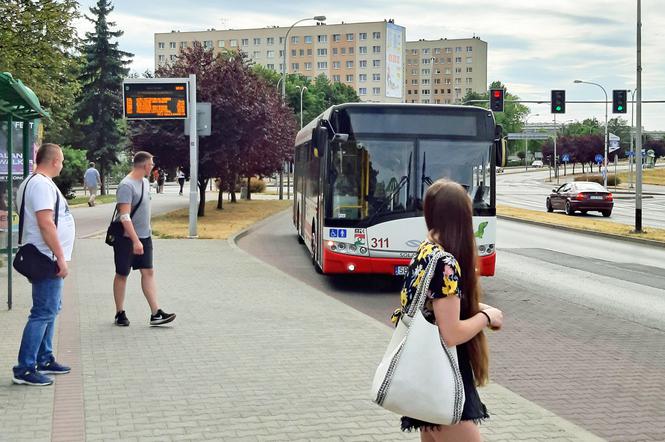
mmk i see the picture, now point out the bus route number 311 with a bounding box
[370,237,389,248]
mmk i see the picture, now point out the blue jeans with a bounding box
[14,277,64,373]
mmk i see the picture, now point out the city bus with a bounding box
[293,103,503,276]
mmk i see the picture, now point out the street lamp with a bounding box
[524,113,540,171]
[281,16,326,100]
[296,85,308,129]
[279,15,325,200]
[629,88,637,189]
[574,79,609,187]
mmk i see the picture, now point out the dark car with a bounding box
[546,181,613,217]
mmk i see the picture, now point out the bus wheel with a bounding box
[311,225,322,274]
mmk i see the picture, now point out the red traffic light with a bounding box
[490,88,504,112]
[492,90,502,98]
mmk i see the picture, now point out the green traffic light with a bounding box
[618,105,623,111]
[556,106,561,111]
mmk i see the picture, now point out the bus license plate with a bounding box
[394,266,409,276]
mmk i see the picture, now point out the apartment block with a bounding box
[155,21,406,103]
[154,22,487,104]
[404,37,488,104]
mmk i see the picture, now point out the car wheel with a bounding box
[546,198,553,212]
[565,201,574,216]
[602,210,612,217]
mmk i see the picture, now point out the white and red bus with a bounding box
[293,103,503,276]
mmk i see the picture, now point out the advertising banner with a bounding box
[385,23,404,99]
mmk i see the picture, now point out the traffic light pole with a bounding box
[635,0,643,233]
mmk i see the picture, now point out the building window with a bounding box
[180,41,187,49]
[373,59,381,68]
[304,62,312,70]
[317,48,328,56]
[253,51,261,58]
[346,60,354,68]
[466,67,473,73]
[359,87,367,95]
[292,63,299,70]
[170,54,177,61]
[230,39,238,47]
[445,47,452,53]
[267,63,274,70]
[421,58,430,64]
[307,48,312,56]
[332,47,338,55]
[445,68,452,74]
[349,47,354,54]
[304,35,313,44]
[466,77,473,84]
[267,50,275,58]
[466,46,473,52]
[411,48,418,55]
[466,57,473,63]
[332,34,341,42]
[332,75,341,82]
[412,79,418,85]
[317,35,327,43]
[217,40,225,48]
[411,69,418,75]
[422,79,430,85]
[346,74,353,82]
[455,78,461,84]
[204,40,213,48]
[455,67,462,73]
[446,57,452,63]
[372,45,381,53]
[423,48,429,55]
[299,49,305,56]
[341,47,346,55]
[373,87,381,95]
[266,37,274,45]
[291,49,297,56]
[422,69,430,75]
[290,36,298,44]
[359,46,367,54]
[346,33,354,41]
[455,57,462,63]
[372,73,380,81]
[373,31,381,39]
[241,38,248,46]
[359,60,367,68]
[422,89,430,95]
[445,78,452,84]
[253,38,261,45]
[434,48,441,54]
[466,88,473,94]
[169,42,176,49]
[279,50,284,57]
[158,42,165,49]
[158,55,165,62]
[434,78,441,84]
[359,74,367,82]
[455,47,462,52]
[279,37,284,44]
[315,60,326,69]
[332,61,341,69]
[359,32,367,40]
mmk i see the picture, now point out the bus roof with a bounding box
[295,103,494,146]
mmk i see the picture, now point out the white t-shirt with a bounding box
[16,174,76,261]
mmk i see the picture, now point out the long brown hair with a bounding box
[424,179,489,386]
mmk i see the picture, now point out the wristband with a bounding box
[479,310,491,327]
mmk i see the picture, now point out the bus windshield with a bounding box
[326,138,491,222]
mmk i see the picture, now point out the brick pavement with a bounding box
[0,239,602,441]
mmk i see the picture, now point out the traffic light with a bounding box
[490,89,504,112]
[613,90,627,113]
[551,90,566,114]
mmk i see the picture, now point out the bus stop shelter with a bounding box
[0,72,49,310]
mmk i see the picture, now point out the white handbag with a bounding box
[370,251,465,425]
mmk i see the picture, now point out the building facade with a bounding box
[154,22,486,104]
[404,37,487,104]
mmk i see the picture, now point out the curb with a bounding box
[497,215,665,249]
[228,207,292,250]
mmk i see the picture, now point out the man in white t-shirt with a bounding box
[12,143,76,386]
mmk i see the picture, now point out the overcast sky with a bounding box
[77,0,665,131]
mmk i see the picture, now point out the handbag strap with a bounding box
[109,178,145,223]
[405,249,446,318]
[18,174,60,245]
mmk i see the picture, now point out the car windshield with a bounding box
[325,138,492,222]
[575,182,606,191]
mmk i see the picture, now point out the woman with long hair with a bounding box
[392,178,503,441]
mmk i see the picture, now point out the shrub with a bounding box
[249,177,266,193]
[574,174,621,186]
[53,146,88,199]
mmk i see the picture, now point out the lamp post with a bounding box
[524,113,539,171]
[635,0,643,232]
[574,79,609,187]
[279,16,325,200]
[297,85,308,129]
[630,88,637,189]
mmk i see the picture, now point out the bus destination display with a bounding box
[123,82,188,119]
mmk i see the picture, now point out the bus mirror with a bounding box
[314,126,328,154]
[332,133,349,143]
[494,124,506,167]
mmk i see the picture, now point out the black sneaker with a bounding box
[150,309,176,326]
[37,358,71,375]
[12,369,53,386]
[115,310,130,326]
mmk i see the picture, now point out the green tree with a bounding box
[75,0,132,194]
[0,0,81,142]
[53,145,88,198]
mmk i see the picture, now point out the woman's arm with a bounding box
[432,296,489,347]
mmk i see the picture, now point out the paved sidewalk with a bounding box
[0,238,602,441]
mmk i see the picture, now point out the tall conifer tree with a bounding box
[76,0,132,193]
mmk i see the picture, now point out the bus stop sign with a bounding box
[123,81,188,119]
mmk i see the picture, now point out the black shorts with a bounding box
[113,236,153,276]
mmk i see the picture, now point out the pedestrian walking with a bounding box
[176,166,186,196]
[157,168,166,194]
[83,161,101,206]
[13,143,75,386]
[112,151,175,327]
[391,179,503,441]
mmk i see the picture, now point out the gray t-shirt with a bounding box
[115,176,151,238]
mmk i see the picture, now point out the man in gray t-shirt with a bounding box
[111,151,175,327]
[83,162,101,206]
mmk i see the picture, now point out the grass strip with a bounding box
[617,168,665,186]
[68,194,117,207]
[497,204,665,244]
[152,199,291,239]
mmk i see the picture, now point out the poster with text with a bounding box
[385,23,405,99]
